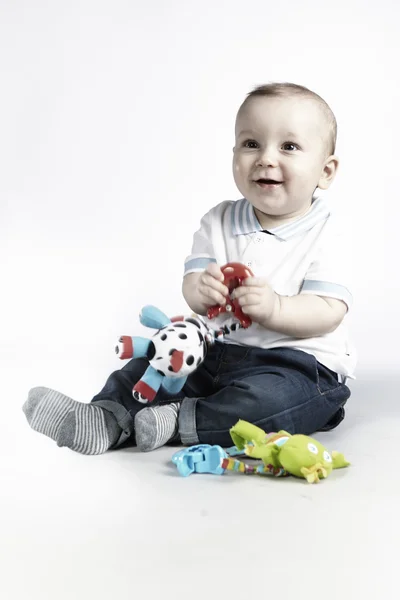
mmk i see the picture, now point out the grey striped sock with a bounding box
[23,387,76,440]
[57,404,120,455]
[23,387,121,455]
[134,402,180,452]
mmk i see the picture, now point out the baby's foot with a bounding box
[23,387,75,441]
[134,402,180,452]
[23,387,121,455]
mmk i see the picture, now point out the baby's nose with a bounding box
[256,147,278,167]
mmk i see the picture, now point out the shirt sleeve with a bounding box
[300,216,354,310]
[183,208,217,276]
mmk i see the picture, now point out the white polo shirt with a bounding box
[184,196,356,379]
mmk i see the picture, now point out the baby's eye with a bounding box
[243,139,259,149]
[282,142,298,151]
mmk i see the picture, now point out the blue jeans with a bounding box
[91,343,350,448]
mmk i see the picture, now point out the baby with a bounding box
[23,82,356,454]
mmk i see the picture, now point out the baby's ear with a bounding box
[318,155,339,190]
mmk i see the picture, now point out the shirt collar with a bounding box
[231,196,330,241]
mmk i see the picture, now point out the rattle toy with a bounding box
[223,420,350,483]
[207,262,254,328]
[172,420,350,483]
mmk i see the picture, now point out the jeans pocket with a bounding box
[216,343,252,377]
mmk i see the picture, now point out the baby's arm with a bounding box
[272,216,353,337]
[233,277,348,337]
[266,294,347,338]
[233,213,352,338]
[183,202,233,315]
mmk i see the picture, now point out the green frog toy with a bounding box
[222,420,350,483]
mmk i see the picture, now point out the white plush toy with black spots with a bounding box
[115,305,221,404]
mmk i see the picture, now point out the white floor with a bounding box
[2,366,399,600]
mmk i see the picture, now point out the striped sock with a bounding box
[23,387,121,455]
[23,387,76,440]
[134,402,180,452]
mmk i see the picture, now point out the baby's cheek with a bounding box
[290,166,308,180]
[293,161,320,183]
[232,162,242,176]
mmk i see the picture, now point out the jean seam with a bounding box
[219,347,252,367]
[314,359,341,396]
[213,346,252,386]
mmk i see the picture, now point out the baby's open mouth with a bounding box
[255,178,283,186]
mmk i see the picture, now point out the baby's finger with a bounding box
[237,293,260,307]
[205,262,225,282]
[241,276,267,288]
[233,285,261,299]
[240,304,258,318]
[199,284,226,306]
[201,271,229,297]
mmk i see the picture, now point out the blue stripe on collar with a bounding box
[231,198,260,236]
[231,197,330,240]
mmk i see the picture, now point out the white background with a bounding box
[1,1,400,599]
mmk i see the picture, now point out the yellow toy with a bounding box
[222,420,350,483]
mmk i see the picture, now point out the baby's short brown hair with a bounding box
[241,82,337,156]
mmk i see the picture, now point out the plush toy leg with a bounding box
[229,420,268,450]
[115,336,151,360]
[300,464,328,483]
[133,367,163,403]
[331,451,351,469]
[161,376,186,395]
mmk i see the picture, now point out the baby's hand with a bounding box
[232,276,279,327]
[196,263,229,308]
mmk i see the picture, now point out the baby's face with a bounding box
[232,95,336,228]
